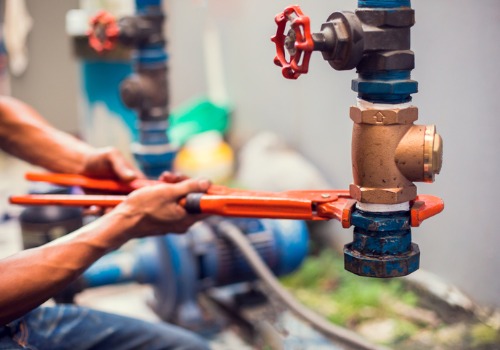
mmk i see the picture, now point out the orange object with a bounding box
[410,195,445,227]
[10,190,353,222]
[10,194,125,208]
[271,5,314,79]
[88,10,120,53]
[179,190,352,221]
[12,172,444,225]
[25,172,161,193]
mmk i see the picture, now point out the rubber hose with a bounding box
[217,221,389,350]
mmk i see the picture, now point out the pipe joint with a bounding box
[350,105,442,204]
[396,124,443,183]
[118,13,165,48]
[120,65,169,120]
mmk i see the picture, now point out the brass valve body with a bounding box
[350,106,442,204]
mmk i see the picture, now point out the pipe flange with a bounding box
[344,242,420,278]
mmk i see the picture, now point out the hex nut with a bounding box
[352,79,418,95]
[362,26,411,51]
[349,184,417,204]
[350,106,418,125]
[350,211,410,232]
[355,9,415,28]
[357,50,415,72]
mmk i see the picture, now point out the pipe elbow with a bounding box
[395,125,443,183]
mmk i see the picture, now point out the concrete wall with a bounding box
[12,1,500,307]
[11,0,79,132]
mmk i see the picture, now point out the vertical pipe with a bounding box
[130,0,176,178]
[345,1,422,277]
[358,0,411,9]
[353,0,416,104]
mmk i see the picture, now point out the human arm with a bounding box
[0,96,142,181]
[0,178,210,325]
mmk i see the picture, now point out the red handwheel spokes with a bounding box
[271,5,314,79]
[88,10,120,53]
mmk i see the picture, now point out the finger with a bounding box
[170,178,211,199]
[159,171,189,183]
[108,150,143,181]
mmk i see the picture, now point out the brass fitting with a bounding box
[350,106,443,204]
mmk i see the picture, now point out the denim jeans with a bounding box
[0,305,209,350]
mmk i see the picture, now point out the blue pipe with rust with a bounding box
[352,0,417,104]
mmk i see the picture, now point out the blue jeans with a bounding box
[0,305,209,350]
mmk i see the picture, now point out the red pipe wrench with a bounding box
[9,172,443,228]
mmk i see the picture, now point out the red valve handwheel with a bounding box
[88,10,120,53]
[271,5,314,80]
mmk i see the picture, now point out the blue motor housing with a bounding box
[188,217,308,288]
[81,217,309,328]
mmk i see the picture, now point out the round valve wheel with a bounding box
[88,10,120,53]
[271,6,314,80]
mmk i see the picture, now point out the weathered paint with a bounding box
[345,209,419,277]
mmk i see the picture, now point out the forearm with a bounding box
[0,96,93,174]
[0,207,139,325]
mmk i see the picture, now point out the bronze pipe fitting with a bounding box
[350,106,443,204]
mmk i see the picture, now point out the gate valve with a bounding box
[88,10,120,53]
[271,5,314,79]
[272,6,365,79]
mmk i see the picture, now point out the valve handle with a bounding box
[271,5,314,80]
[88,10,120,53]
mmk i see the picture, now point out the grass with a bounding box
[281,250,418,327]
[280,250,500,349]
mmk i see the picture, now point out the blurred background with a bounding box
[1,0,499,348]
[11,0,499,308]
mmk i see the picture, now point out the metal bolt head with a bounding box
[321,193,331,199]
[285,29,297,56]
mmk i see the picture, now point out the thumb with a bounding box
[171,179,211,199]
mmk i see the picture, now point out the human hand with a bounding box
[158,171,189,183]
[81,147,144,182]
[115,178,211,237]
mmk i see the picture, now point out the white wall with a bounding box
[12,0,500,307]
[11,0,79,132]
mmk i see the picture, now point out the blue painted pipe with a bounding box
[358,0,410,8]
[136,0,162,13]
[129,0,176,178]
[354,0,415,104]
[82,243,159,287]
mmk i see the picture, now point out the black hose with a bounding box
[217,221,389,350]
